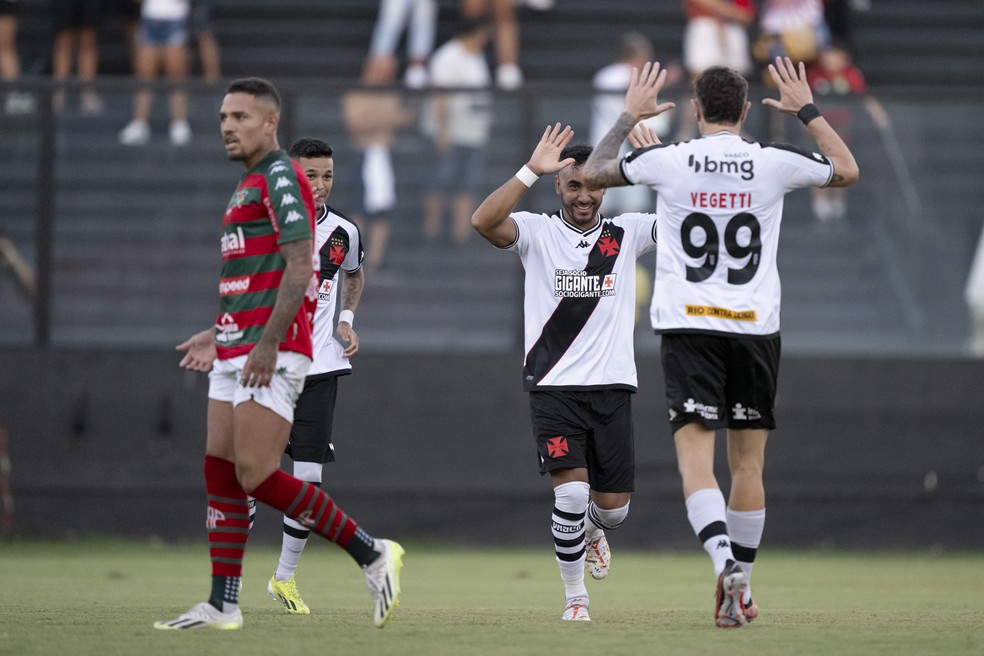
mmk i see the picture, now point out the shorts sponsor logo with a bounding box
[683,398,719,421]
[554,269,616,298]
[685,305,757,321]
[219,275,250,296]
[732,403,762,421]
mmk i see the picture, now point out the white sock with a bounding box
[686,488,734,577]
[727,507,766,604]
[275,461,323,581]
[553,481,589,600]
[587,500,630,533]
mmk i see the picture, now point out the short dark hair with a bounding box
[289,138,333,160]
[559,144,593,167]
[226,77,281,112]
[694,66,748,125]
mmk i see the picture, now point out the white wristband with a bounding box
[515,165,539,188]
[338,309,354,327]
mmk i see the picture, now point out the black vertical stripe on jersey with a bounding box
[523,223,626,390]
[319,225,351,283]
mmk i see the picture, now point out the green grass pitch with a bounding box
[1,540,982,656]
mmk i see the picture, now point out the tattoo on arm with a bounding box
[341,269,364,313]
[584,112,638,187]
[261,239,313,346]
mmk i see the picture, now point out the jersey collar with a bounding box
[559,209,603,236]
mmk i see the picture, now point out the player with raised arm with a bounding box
[582,58,859,628]
[155,78,402,631]
[472,124,658,622]
[266,137,367,615]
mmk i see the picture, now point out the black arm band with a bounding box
[797,103,822,125]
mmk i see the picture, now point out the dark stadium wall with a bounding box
[0,348,981,548]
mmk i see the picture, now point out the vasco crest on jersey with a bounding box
[597,227,621,257]
[318,278,333,301]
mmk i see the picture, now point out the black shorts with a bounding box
[189,0,213,36]
[286,374,342,464]
[50,0,104,32]
[111,0,140,21]
[660,332,780,432]
[528,390,635,493]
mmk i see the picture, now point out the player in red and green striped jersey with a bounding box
[155,77,403,632]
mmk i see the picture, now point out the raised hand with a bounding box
[625,61,676,122]
[761,56,815,115]
[526,123,576,175]
[628,123,661,149]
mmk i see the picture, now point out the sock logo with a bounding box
[716,539,730,549]
[206,506,226,530]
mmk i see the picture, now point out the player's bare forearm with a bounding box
[809,117,860,188]
[471,179,526,247]
[583,112,636,188]
[341,268,364,313]
[259,239,314,348]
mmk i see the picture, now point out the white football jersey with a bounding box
[504,210,657,390]
[621,131,833,336]
[310,204,364,376]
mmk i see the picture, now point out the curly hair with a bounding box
[694,67,748,125]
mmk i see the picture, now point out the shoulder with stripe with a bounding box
[760,141,831,165]
[259,151,302,187]
[324,204,360,232]
[624,141,675,163]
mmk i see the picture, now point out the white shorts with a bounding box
[208,351,312,423]
[684,18,752,75]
